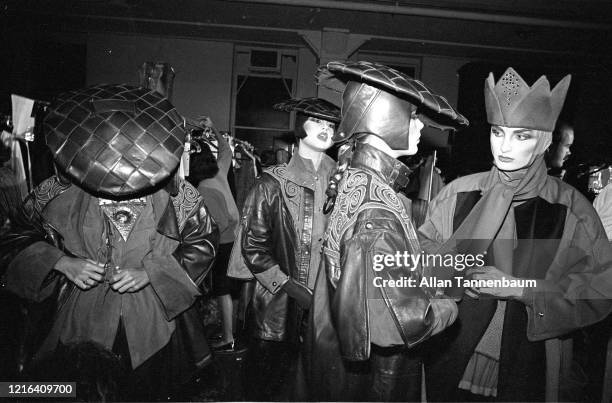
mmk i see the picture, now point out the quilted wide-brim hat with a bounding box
[273,97,341,123]
[317,61,469,140]
[45,84,186,199]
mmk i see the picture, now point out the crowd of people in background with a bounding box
[1,61,611,403]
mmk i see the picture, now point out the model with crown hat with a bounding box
[419,68,612,401]
[308,61,468,401]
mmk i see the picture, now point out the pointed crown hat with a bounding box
[484,67,571,132]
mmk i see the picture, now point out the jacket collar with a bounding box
[284,151,335,189]
[350,142,412,192]
[42,183,181,245]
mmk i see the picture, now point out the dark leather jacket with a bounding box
[313,142,435,361]
[241,154,334,343]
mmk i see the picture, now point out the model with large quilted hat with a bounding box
[317,60,468,148]
[44,84,185,199]
[311,61,464,401]
[2,83,219,402]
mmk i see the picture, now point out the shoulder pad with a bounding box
[26,176,72,216]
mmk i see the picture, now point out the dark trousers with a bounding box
[370,346,422,401]
[340,345,422,402]
[113,320,171,401]
[245,338,305,401]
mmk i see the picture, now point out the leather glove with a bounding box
[430,298,458,335]
[282,277,313,309]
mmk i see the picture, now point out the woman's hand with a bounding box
[111,268,150,293]
[430,298,458,335]
[466,266,525,299]
[54,256,105,290]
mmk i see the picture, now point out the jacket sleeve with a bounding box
[215,130,233,175]
[334,210,434,359]
[171,198,219,286]
[241,178,288,294]
[144,193,219,321]
[521,204,612,340]
[1,194,66,302]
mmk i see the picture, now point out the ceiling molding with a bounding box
[228,0,612,30]
[14,13,601,59]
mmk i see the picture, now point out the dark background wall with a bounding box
[2,1,611,189]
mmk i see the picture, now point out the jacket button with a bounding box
[305,250,309,255]
[365,222,373,229]
[272,281,277,286]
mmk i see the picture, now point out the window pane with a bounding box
[235,76,292,129]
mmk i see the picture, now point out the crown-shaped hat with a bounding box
[484,67,571,132]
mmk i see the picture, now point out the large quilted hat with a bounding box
[317,61,469,131]
[45,84,186,198]
[273,97,341,123]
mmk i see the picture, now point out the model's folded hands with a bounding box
[54,256,151,293]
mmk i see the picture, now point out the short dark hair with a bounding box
[294,112,309,140]
[552,120,572,144]
[188,140,219,186]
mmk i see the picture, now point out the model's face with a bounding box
[394,115,425,157]
[300,117,335,152]
[490,125,540,170]
[550,127,574,168]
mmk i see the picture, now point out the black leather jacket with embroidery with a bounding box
[312,142,435,362]
[241,155,334,343]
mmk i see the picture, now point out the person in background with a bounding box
[240,97,340,400]
[420,67,612,401]
[189,121,241,351]
[259,149,277,167]
[0,140,22,235]
[0,139,24,380]
[594,184,612,242]
[546,121,574,180]
[405,154,446,229]
[310,61,466,401]
[275,148,290,164]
